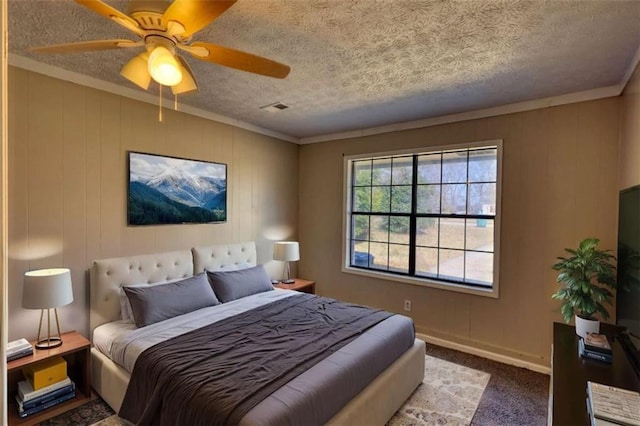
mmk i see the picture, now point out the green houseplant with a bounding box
[551,238,617,337]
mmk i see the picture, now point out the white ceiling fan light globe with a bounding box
[148,46,183,86]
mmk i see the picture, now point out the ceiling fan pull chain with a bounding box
[159,84,163,122]
[174,94,178,111]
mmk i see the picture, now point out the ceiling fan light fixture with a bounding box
[121,51,152,89]
[148,45,183,86]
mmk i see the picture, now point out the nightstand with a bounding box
[274,278,315,294]
[7,331,92,426]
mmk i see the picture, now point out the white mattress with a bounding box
[93,288,296,373]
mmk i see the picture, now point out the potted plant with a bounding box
[552,238,617,338]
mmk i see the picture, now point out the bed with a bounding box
[89,241,425,425]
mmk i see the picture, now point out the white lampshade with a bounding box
[148,46,183,86]
[23,268,74,309]
[273,241,300,262]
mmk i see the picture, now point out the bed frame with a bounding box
[89,241,425,424]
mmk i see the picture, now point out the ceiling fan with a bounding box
[30,0,291,95]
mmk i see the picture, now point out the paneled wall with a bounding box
[8,67,299,341]
[619,63,640,189]
[299,98,620,367]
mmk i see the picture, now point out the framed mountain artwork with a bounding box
[127,151,227,225]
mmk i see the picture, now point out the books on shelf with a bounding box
[585,333,613,354]
[579,338,613,363]
[6,338,33,362]
[15,389,76,418]
[587,381,640,426]
[18,377,72,402]
[15,377,76,418]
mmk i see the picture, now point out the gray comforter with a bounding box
[118,293,394,425]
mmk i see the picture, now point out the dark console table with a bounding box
[551,322,640,425]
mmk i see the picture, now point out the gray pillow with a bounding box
[120,277,184,322]
[206,265,273,303]
[124,273,220,328]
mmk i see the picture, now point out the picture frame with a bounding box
[127,151,227,226]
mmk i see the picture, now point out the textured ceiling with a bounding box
[8,0,640,140]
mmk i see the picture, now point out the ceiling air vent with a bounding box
[260,102,289,112]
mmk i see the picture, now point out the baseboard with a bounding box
[416,332,551,375]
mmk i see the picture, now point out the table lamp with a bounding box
[273,241,300,284]
[23,268,74,349]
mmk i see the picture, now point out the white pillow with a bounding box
[119,278,183,322]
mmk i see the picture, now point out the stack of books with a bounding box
[6,338,33,362]
[579,332,613,363]
[15,356,75,419]
[586,381,640,426]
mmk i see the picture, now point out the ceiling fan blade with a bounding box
[121,52,151,90]
[172,56,198,95]
[188,42,290,79]
[74,0,144,36]
[30,40,141,54]
[163,0,237,37]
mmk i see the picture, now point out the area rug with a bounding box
[80,354,490,426]
[388,354,491,425]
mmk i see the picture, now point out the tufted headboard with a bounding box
[192,241,256,273]
[89,242,257,334]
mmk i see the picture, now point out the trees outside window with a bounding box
[346,143,500,290]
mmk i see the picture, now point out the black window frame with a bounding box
[345,142,501,292]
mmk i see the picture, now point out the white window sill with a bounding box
[341,266,499,299]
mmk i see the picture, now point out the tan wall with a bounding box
[8,67,299,341]
[299,98,620,367]
[619,63,640,189]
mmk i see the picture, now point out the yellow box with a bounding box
[22,356,67,390]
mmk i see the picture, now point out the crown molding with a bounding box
[299,85,621,144]
[9,54,630,146]
[8,54,298,144]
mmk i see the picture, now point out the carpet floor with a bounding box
[39,343,549,425]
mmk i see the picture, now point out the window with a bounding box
[344,141,501,296]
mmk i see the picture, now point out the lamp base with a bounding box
[35,337,63,350]
[280,279,295,284]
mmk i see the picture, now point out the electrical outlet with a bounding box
[403,299,412,312]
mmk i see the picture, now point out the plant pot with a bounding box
[575,315,599,338]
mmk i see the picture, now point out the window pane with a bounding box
[391,186,412,213]
[416,217,438,246]
[392,157,413,185]
[469,148,497,183]
[370,216,389,242]
[465,252,493,286]
[352,215,370,241]
[468,183,496,216]
[439,218,465,249]
[442,151,467,183]
[418,154,441,184]
[415,247,438,277]
[353,160,372,186]
[346,145,499,290]
[389,244,409,273]
[389,217,410,244]
[466,218,494,252]
[372,158,392,185]
[369,242,388,270]
[352,241,373,267]
[441,184,467,214]
[353,187,371,212]
[417,185,440,214]
[371,186,391,212]
[439,249,464,281]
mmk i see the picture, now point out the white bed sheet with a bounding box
[93,288,296,373]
